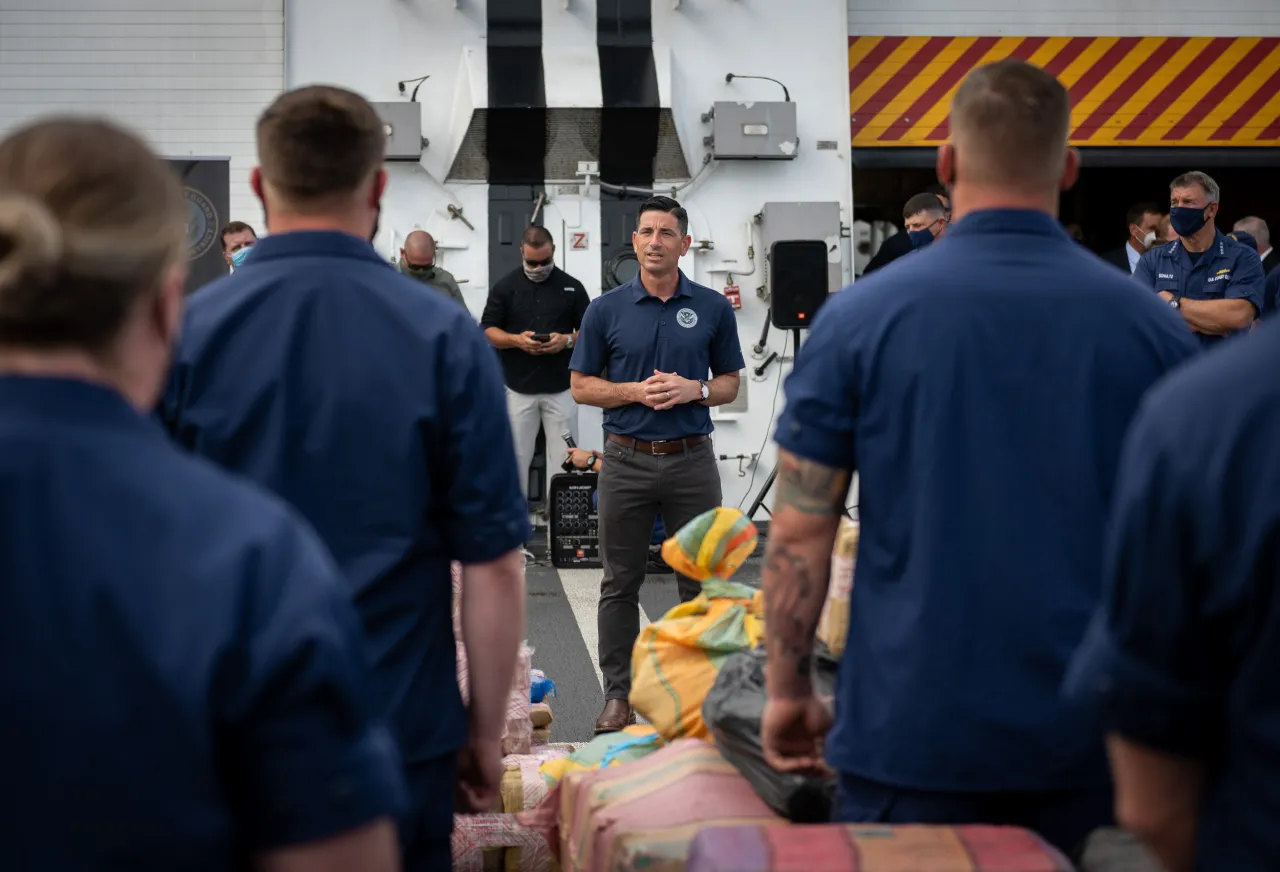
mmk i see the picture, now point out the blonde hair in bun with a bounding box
[0,191,64,298]
[0,117,186,352]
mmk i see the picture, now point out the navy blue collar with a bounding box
[1162,230,1230,270]
[628,269,693,303]
[0,375,154,432]
[245,230,390,268]
[945,209,1072,240]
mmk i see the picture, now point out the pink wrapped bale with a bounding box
[501,743,583,814]
[558,738,780,872]
[685,823,1073,872]
[452,813,553,872]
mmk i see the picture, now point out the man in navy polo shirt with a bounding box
[160,86,529,871]
[1065,318,1280,872]
[1134,171,1263,348]
[570,195,744,734]
[757,59,1197,860]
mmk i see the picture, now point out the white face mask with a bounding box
[524,263,554,283]
[1142,231,1157,249]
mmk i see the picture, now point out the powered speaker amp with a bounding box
[770,239,831,330]
[549,472,601,569]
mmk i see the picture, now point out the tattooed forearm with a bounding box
[763,538,829,696]
[773,450,851,516]
[762,450,847,697]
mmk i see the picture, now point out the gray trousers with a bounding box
[597,435,723,700]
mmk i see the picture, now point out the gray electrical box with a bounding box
[371,101,424,161]
[710,101,798,160]
[760,202,842,296]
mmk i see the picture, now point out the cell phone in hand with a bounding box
[532,333,551,343]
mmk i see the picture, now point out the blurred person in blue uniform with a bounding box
[1267,265,1280,322]
[1134,171,1263,348]
[0,118,404,872]
[758,59,1197,861]
[1066,317,1280,872]
[159,86,529,871]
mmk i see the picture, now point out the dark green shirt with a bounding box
[401,262,467,309]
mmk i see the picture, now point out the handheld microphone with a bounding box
[561,431,578,472]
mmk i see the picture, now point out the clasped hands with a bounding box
[635,370,700,411]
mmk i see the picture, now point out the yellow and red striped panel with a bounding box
[849,36,1280,147]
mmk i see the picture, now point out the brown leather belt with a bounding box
[607,433,707,456]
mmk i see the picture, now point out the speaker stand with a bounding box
[746,328,802,521]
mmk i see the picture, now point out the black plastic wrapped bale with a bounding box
[702,645,839,822]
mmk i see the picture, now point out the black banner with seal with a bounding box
[167,159,230,294]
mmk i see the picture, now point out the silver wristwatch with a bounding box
[699,380,710,401]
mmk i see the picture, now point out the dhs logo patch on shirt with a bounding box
[677,308,698,328]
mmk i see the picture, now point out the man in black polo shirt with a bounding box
[481,225,591,504]
[570,195,744,734]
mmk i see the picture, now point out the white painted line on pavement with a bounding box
[557,568,651,691]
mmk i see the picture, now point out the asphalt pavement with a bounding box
[522,533,764,744]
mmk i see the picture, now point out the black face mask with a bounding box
[369,204,382,243]
[401,261,435,281]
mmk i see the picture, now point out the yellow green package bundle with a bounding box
[630,507,763,741]
[540,724,664,789]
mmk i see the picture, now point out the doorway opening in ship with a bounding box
[851,147,1280,276]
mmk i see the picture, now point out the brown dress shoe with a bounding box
[594,699,636,734]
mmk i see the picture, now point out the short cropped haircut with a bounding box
[637,196,689,237]
[1125,202,1164,229]
[220,220,256,251]
[949,59,1071,190]
[1170,171,1220,205]
[903,193,946,222]
[522,225,553,247]
[256,85,385,206]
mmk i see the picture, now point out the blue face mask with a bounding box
[1168,206,1209,238]
[230,245,253,268]
[908,228,935,249]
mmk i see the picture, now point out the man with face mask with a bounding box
[1101,203,1164,273]
[160,85,530,872]
[400,230,466,309]
[481,225,591,508]
[220,221,257,271]
[903,193,948,250]
[862,188,950,274]
[1134,171,1264,348]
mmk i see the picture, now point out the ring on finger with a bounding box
[666,391,671,400]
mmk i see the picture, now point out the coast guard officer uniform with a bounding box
[1,375,405,871]
[776,209,1197,857]
[1135,232,1264,347]
[160,230,529,868]
[1068,317,1280,871]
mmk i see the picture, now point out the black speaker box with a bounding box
[770,239,830,330]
